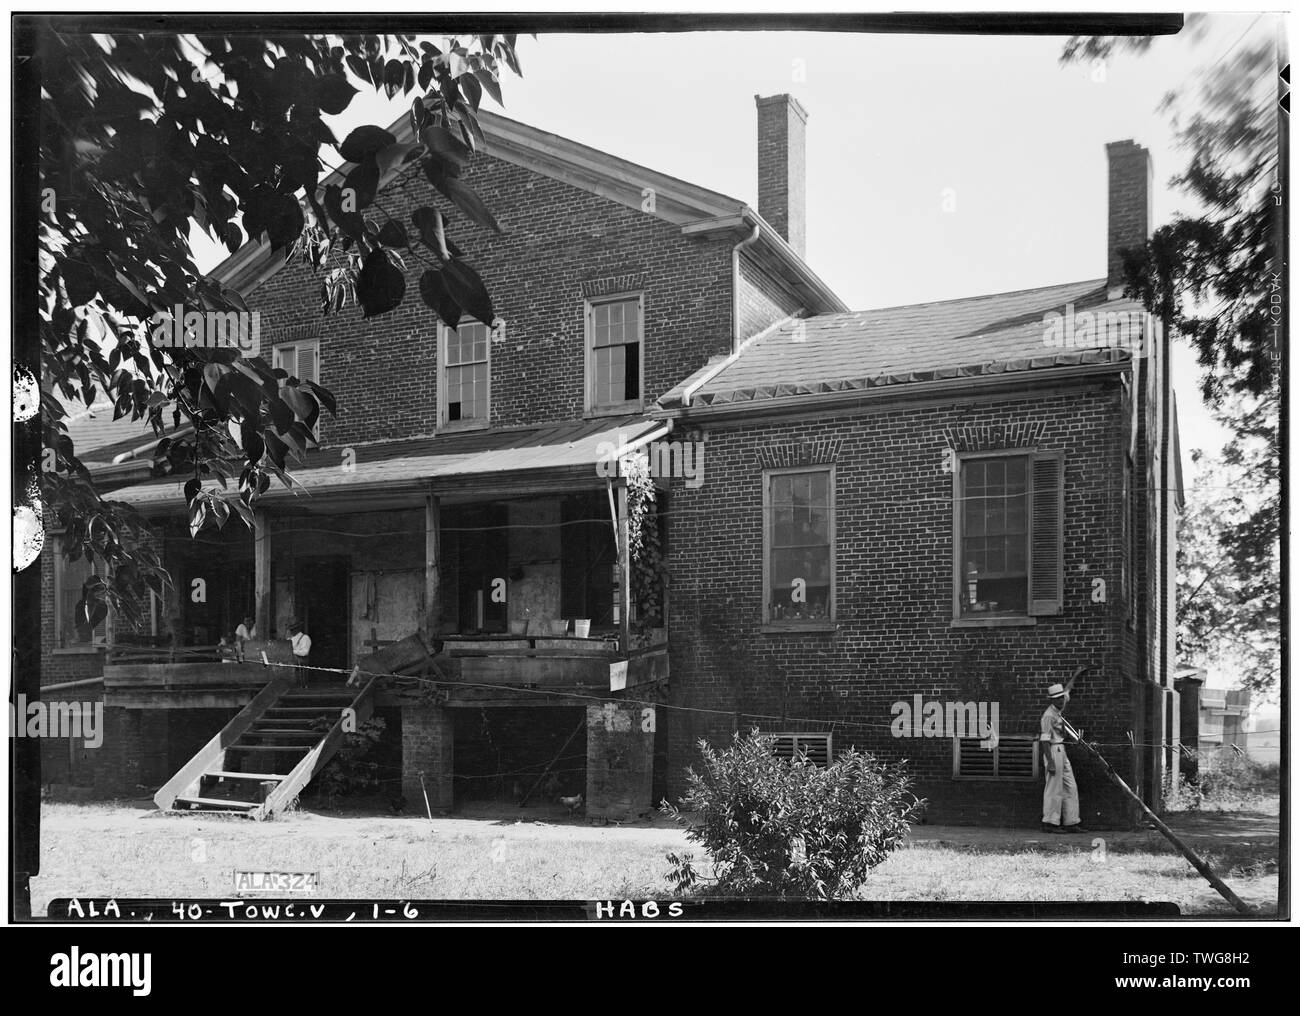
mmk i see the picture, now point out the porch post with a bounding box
[424,492,440,637]
[254,511,271,639]
[616,481,631,654]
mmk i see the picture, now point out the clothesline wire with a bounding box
[240,656,1280,752]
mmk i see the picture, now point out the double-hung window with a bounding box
[439,319,491,428]
[954,450,1064,620]
[763,465,836,628]
[585,293,643,413]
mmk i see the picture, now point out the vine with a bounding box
[621,452,668,635]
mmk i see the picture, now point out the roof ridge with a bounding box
[846,278,1108,316]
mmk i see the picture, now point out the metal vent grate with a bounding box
[768,733,832,767]
[953,735,1038,781]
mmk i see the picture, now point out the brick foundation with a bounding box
[401,703,454,811]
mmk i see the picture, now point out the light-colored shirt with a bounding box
[1040,704,1066,745]
[235,623,257,642]
[291,632,312,658]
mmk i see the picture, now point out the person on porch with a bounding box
[289,619,312,687]
[234,614,256,661]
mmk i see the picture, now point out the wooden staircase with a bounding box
[153,676,379,820]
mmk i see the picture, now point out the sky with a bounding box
[195,13,1281,478]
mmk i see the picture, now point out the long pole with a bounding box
[1062,717,1255,916]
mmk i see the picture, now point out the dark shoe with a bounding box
[1063,823,1088,834]
[1041,823,1068,834]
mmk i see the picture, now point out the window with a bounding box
[767,733,833,767]
[272,339,320,385]
[952,735,1038,781]
[763,466,835,627]
[439,319,491,428]
[954,450,1063,620]
[585,293,643,412]
[52,543,108,650]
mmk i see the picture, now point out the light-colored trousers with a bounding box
[1042,744,1080,826]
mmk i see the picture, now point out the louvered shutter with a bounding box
[297,343,319,384]
[1028,451,1065,616]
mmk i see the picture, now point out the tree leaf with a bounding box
[338,125,396,164]
[183,477,201,507]
[343,156,379,210]
[378,219,408,247]
[357,249,406,318]
[441,259,494,325]
[425,166,503,234]
[420,125,471,176]
[316,73,358,115]
[418,268,461,329]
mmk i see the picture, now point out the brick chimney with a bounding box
[755,94,808,257]
[1106,140,1153,292]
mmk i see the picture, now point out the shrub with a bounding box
[310,717,387,805]
[661,730,920,900]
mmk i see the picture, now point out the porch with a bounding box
[102,417,671,816]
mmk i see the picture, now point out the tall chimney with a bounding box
[1106,140,1153,292]
[755,94,808,257]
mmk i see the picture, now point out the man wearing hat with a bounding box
[1040,682,1083,833]
[289,620,312,688]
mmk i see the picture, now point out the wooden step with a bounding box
[264,706,349,714]
[227,744,311,753]
[245,729,322,738]
[173,796,260,810]
[202,770,288,782]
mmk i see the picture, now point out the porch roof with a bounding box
[109,415,664,512]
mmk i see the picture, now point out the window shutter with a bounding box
[298,343,318,385]
[1028,451,1065,616]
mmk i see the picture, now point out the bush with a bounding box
[310,717,387,805]
[661,730,920,900]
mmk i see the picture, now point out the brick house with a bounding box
[653,135,1184,827]
[41,94,1181,826]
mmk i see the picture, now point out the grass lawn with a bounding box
[30,802,1279,918]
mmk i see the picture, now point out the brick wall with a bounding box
[737,252,803,341]
[663,379,1139,827]
[401,703,454,810]
[244,151,737,448]
[586,702,655,820]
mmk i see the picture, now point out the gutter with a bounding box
[677,311,805,409]
[658,358,1129,422]
[681,208,848,314]
[730,224,761,353]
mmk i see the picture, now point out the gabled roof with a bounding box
[212,108,845,314]
[657,278,1143,413]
